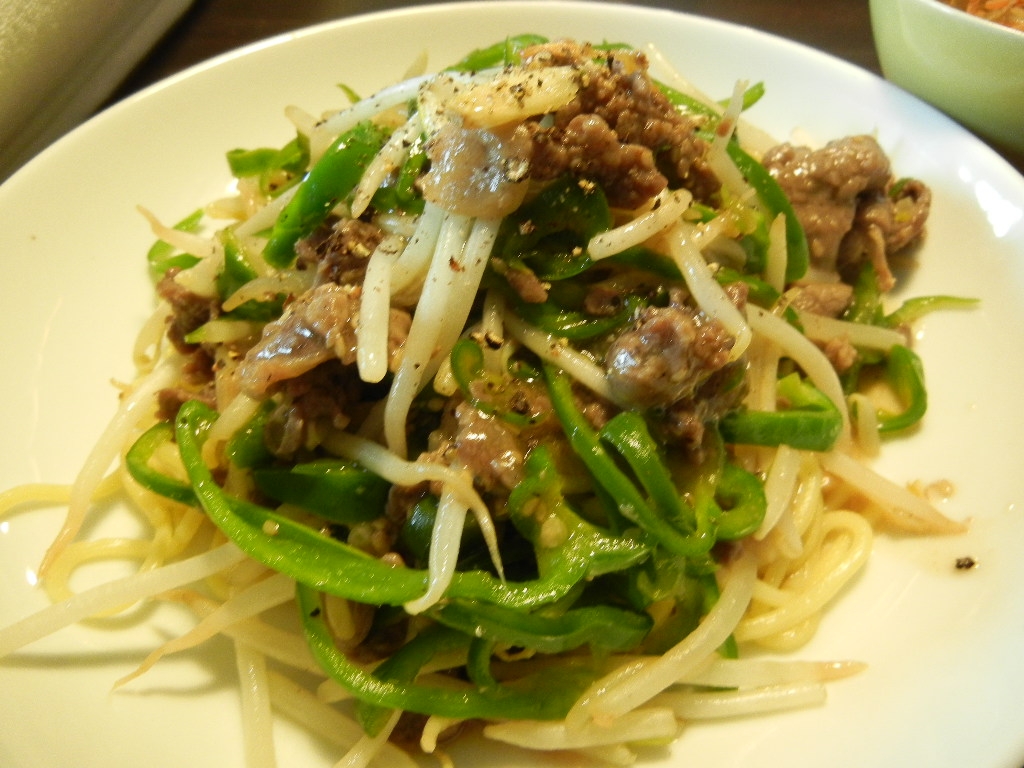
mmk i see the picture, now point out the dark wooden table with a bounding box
[113,0,1024,174]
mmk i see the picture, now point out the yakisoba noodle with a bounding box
[942,0,1024,32]
[0,36,970,766]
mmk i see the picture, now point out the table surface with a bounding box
[114,0,1024,175]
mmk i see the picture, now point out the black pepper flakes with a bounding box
[955,556,977,570]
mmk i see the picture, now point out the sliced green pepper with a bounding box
[430,598,652,654]
[146,208,203,279]
[175,400,645,610]
[598,412,715,556]
[718,372,842,451]
[884,295,979,327]
[543,366,718,558]
[726,143,809,283]
[515,293,643,340]
[224,400,276,470]
[876,344,927,434]
[298,585,597,721]
[217,230,285,322]
[496,175,612,281]
[252,459,390,525]
[370,143,427,215]
[125,422,198,505]
[445,34,549,71]
[226,132,309,197]
[263,120,389,268]
[711,461,768,540]
[507,445,651,582]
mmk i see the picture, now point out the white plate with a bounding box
[1,3,1023,767]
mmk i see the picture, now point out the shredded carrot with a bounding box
[943,0,1024,31]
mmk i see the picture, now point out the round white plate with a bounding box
[1,3,1022,767]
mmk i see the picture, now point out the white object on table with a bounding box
[0,0,193,181]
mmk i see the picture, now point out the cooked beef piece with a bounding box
[819,336,859,374]
[605,301,734,409]
[785,282,854,318]
[156,268,220,352]
[662,360,747,458]
[237,283,359,398]
[837,177,931,290]
[262,360,362,457]
[236,283,412,399]
[156,380,217,422]
[517,40,719,208]
[761,135,930,288]
[504,265,549,304]
[295,218,385,287]
[453,403,525,492]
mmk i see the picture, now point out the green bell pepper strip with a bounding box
[298,585,600,722]
[718,372,843,451]
[354,623,468,735]
[876,344,927,434]
[710,461,768,540]
[506,446,651,581]
[227,147,281,178]
[714,265,781,309]
[721,81,766,111]
[370,145,427,215]
[252,459,391,525]
[496,175,612,281]
[146,208,203,279]
[175,400,645,610]
[226,133,309,198]
[262,121,390,268]
[448,338,538,428]
[884,295,979,327]
[726,143,809,283]
[125,422,199,505]
[399,495,441,566]
[509,293,643,340]
[224,400,276,470]
[430,598,652,655]
[543,365,721,558]
[598,412,715,556]
[844,261,885,327]
[445,33,549,71]
[466,636,499,690]
[217,230,285,322]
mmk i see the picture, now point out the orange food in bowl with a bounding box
[941,0,1024,32]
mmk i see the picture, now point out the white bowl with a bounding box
[870,0,1024,153]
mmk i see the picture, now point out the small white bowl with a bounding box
[870,0,1024,154]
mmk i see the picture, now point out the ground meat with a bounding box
[662,361,747,458]
[785,282,854,318]
[761,135,930,287]
[453,403,525,492]
[819,336,859,373]
[504,264,549,303]
[605,301,734,409]
[516,40,719,209]
[295,218,385,287]
[156,381,217,423]
[262,360,362,457]
[156,268,221,352]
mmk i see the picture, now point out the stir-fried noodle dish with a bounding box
[942,0,1024,32]
[0,36,974,766]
